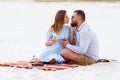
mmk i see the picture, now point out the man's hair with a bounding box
[74,10,85,21]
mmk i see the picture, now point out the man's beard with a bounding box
[71,21,77,27]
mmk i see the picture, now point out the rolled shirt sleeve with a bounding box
[66,30,90,54]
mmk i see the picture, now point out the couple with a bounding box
[32,10,99,65]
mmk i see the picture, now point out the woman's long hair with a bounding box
[51,10,66,34]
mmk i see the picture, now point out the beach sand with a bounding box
[0,2,120,80]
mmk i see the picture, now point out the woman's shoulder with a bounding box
[63,24,69,29]
[63,24,69,27]
[48,26,53,32]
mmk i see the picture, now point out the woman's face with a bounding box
[64,13,69,24]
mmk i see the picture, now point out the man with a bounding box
[60,10,99,65]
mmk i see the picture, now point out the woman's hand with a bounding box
[45,37,56,46]
[50,38,56,44]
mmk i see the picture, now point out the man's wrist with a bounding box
[66,43,70,48]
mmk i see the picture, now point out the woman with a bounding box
[32,10,70,64]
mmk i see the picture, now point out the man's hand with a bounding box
[60,39,69,47]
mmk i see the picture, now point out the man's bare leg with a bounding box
[60,48,80,63]
[61,48,95,65]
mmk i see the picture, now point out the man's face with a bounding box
[71,12,77,27]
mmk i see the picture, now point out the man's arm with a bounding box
[69,26,75,45]
[66,31,90,54]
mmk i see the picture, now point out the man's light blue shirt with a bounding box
[66,22,99,61]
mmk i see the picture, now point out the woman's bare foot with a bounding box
[30,58,40,64]
[43,59,56,64]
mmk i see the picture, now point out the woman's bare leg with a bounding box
[31,57,56,64]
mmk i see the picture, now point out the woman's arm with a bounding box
[45,27,56,46]
[45,40,52,46]
[45,39,56,46]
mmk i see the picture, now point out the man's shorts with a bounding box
[75,54,96,65]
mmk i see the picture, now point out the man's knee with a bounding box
[60,48,69,56]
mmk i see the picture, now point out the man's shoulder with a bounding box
[83,23,94,32]
[81,23,90,32]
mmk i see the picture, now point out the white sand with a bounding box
[0,2,120,80]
